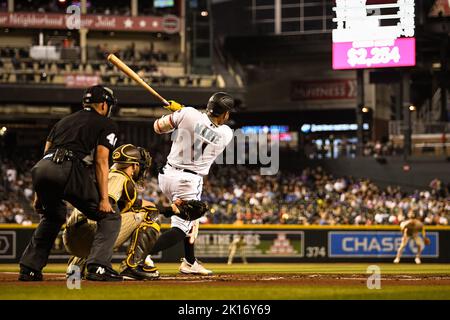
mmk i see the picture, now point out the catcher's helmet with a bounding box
[206,92,235,116]
[82,85,117,117]
[112,144,152,182]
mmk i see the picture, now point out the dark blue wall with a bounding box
[307,156,450,191]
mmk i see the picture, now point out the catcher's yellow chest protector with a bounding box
[108,169,137,213]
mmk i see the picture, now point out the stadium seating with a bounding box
[0,46,218,88]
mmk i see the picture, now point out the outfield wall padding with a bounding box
[1,224,449,263]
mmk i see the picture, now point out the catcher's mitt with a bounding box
[424,237,431,246]
[176,200,209,221]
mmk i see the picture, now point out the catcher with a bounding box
[394,211,430,265]
[63,144,208,280]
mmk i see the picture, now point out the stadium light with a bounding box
[432,62,442,69]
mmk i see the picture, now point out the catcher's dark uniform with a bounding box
[20,106,120,273]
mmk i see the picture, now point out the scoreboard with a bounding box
[332,0,416,70]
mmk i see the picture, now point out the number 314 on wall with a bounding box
[347,46,401,67]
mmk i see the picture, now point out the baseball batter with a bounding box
[394,212,429,264]
[148,92,235,275]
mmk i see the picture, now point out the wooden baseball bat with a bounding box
[107,53,170,106]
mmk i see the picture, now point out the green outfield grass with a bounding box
[2,283,450,300]
[1,262,450,275]
[1,263,450,300]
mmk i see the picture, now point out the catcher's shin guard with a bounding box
[121,208,161,280]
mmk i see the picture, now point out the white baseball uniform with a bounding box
[158,107,233,234]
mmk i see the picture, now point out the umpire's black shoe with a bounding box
[18,264,43,281]
[120,265,160,281]
[85,264,123,282]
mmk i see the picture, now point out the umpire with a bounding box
[19,85,123,281]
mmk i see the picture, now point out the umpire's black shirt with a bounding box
[46,107,118,162]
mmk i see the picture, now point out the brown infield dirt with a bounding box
[2,272,450,286]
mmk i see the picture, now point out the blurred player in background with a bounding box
[394,211,430,265]
[227,234,247,265]
[148,92,235,275]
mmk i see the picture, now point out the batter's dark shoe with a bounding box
[18,264,43,281]
[85,264,123,282]
[120,265,160,280]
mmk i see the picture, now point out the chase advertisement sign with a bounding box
[329,231,439,258]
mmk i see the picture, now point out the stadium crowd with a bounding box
[0,44,177,63]
[0,153,35,225]
[140,165,449,226]
[0,45,215,87]
[1,150,449,226]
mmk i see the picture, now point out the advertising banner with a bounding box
[1,226,449,263]
[0,231,16,259]
[65,74,100,88]
[291,79,357,101]
[332,38,415,70]
[194,230,304,258]
[0,12,180,34]
[328,231,439,258]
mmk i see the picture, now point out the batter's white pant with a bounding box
[158,164,203,235]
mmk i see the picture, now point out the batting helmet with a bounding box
[112,144,152,182]
[206,92,235,116]
[82,85,117,117]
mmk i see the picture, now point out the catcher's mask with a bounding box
[112,144,152,183]
[83,85,117,117]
